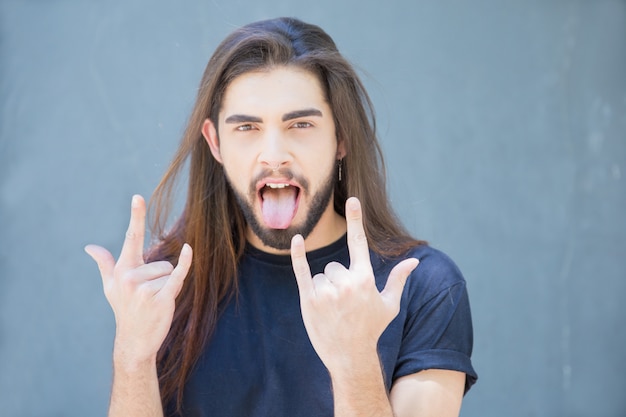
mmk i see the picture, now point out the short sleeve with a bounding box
[391,247,478,393]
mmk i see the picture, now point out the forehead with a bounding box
[219,66,328,118]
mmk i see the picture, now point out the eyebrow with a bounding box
[282,108,323,122]
[224,114,263,124]
[223,108,323,124]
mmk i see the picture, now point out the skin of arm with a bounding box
[291,197,465,417]
[390,369,465,417]
[331,361,465,417]
[108,353,163,417]
[85,195,192,417]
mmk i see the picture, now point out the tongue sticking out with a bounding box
[261,186,298,229]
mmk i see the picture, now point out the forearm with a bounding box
[108,348,164,417]
[290,199,419,416]
[329,348,394,417]
[85,197,192,417]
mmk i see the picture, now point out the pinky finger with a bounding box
[381,258,419,307]
[161,243,193,299]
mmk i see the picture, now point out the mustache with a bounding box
[253,167,295,183]
[249,168,309,194]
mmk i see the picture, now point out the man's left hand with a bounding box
[290,197,419,370]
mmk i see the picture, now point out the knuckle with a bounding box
[336,282,354,297]
[112,264,123,277]
[113,262,128,275]
[125,229,141,240]
[312,273,326,284]
[118,270,139,290]
[156,261,174,275]
[136,283,155,300]
[352,231,367,244]
[347,211,361,221]
[355,276,372,292]
[323,261,339,275]
[294,264,309,278]
[102,281,115,299]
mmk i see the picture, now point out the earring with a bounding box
[338,159,343,182]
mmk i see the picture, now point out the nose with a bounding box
[257,128,293,171]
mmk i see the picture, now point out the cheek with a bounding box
[221,153,253,188]
[221,138,259,166]
[221,140,253,165]
[306,143,337,172]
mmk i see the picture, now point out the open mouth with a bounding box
[259,182,301,229]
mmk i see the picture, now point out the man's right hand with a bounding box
[85,194,192,367]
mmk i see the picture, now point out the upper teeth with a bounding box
[266,183,289,189]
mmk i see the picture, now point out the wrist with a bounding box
[325,345,381,381]
[112,340,158,374]
[327,348,393,416]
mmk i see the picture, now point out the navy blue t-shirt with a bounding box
[168,236,477,416]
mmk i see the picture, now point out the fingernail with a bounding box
[347,197,359,211]
[291,234,303,246]
[131,195,140,208]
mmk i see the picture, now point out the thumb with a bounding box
[381,258,419,308]
[84,244,116,285]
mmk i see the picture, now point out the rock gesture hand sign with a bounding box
[85,195,192,366]
[290,197,419,370]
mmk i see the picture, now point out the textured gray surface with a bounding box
[1,1,624,416]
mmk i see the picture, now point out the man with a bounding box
[86,17,477,417]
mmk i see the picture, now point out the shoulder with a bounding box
[372,244,467,303]
[408,245,465,289]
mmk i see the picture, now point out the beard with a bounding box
[226,167,336,250]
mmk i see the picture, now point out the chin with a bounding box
[227,165,336,251]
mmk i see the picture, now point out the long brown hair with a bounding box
[146,17,425,412]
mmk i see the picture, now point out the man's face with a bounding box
[204,66,343,251]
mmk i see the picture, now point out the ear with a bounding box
[202,118,223,164]
[336,138,347,160]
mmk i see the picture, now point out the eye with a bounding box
[236,124,255,132]
[291,121,313,129]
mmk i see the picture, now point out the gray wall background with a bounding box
[1,0,625,416]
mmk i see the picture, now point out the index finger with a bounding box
[118,194,146,269]
[290,234,314,296]
[345,197,372,271]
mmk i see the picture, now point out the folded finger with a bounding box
[311,272,336,295]
[323,261,349,285]
[130,261,175,281]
